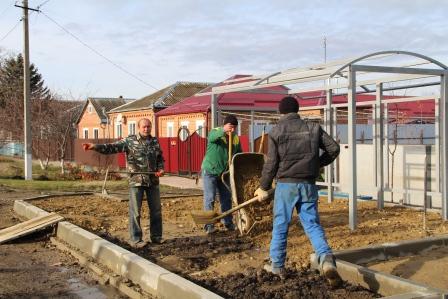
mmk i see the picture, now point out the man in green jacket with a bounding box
[201,115,242,234]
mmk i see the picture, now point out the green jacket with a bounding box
[201,127,242,176]
[94,134,164,187]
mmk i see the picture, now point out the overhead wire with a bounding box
[0,18,22,43]
[39,10,158,91]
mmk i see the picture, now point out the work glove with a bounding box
[155,170,165,177]
[254,187,270,203]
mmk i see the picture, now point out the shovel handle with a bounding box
[211,189,275,222]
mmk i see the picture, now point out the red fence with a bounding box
[159,133,249,175]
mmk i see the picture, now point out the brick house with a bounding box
[107,81,211,138]
[76,97,134,139]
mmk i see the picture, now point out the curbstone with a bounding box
[14,198,223,299]
[14,199,50,219]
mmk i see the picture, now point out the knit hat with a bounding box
[223,115,238,126]
[279,96,299,114]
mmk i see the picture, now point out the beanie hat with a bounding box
[279,96,299,114]
[223,115,238,126]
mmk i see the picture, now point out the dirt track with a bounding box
[33,194,448,298]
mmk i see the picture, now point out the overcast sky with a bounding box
[0,0,447,100]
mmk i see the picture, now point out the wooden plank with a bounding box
[0,213,64,244]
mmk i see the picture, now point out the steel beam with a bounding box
[348,67,357,230]
[435,97,441,193]
[376,83,384,209]
[384,105,389,189]
[325,88,334,203]
[351,65,445,76]
[441,73,448,220]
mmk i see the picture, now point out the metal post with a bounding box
[376,83,384,209]
[250,110,254,152]
[333,107,339,184]
[435,97,440,193]
[348,67,357,230]
[384,105,389,190]
[325,88,334,203]
[441,73,448,220]
[211,93,218,128]
[423,145,430,231]
[22,0,32,180]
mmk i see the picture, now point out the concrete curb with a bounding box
[310,234,448,298]
[14,199,223,299]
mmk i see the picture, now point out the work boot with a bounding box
[151,237,164,244]
[205,224,216,235]
[224,223,236,231]
[129,240,147,249]
[319,254,342,287]
[263,263,286,279]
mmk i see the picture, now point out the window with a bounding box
[93,128,99,139]
[196,120,205,137]
[83,128,89,139]
[115,124,122,138]
[128,121,136,136]
[87,105,93,113]
[180,121,189,141]
[167,122,174,137]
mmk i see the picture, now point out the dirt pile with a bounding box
[198,267,379,299]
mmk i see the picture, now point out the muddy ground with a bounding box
[33,194,448,298]
[0,187,126,299]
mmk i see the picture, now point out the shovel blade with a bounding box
[190,210,219,225]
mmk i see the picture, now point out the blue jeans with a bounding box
[128,186,162,243]
[270,182,332,268]
[202,169,233,229]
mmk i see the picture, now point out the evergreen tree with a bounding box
[0,54,51,140]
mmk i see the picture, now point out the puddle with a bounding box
[67,277,125,299]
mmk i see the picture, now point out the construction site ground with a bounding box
[0,188,126,299]
[30,192,448,298]
[367,245,448,291]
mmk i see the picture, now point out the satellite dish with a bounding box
[116,113,122,123]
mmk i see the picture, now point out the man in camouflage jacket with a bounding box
[83,118,165,247]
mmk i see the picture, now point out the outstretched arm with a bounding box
[82,139,128,155]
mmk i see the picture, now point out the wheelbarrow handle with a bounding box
[211,189,275,222]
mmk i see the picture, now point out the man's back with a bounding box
[260,113,339,190]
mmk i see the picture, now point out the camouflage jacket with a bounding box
[94,134,164,187]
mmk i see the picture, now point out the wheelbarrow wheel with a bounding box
[235,208,254,235]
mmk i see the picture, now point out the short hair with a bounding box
[138,118,151,127]
[278,96,299,114]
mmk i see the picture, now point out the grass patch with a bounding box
[0,178,195,194]
[0,179,128,192]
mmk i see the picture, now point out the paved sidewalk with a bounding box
[160,175,203,190]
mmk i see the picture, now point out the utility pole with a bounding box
[16,0,36,180]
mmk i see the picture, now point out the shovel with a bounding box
[221,132,233,191]
[191,189,274,225]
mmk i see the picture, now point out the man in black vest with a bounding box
[254,96,341,286]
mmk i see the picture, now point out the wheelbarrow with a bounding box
[229,152,273,235]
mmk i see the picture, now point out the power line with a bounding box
[0,18,22,43]
[0,1,15,19]
[39,10,158,91]
[36,0,51,9]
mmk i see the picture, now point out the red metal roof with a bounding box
[155,75,435,121]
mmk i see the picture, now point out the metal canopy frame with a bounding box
[197,50,448,230]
